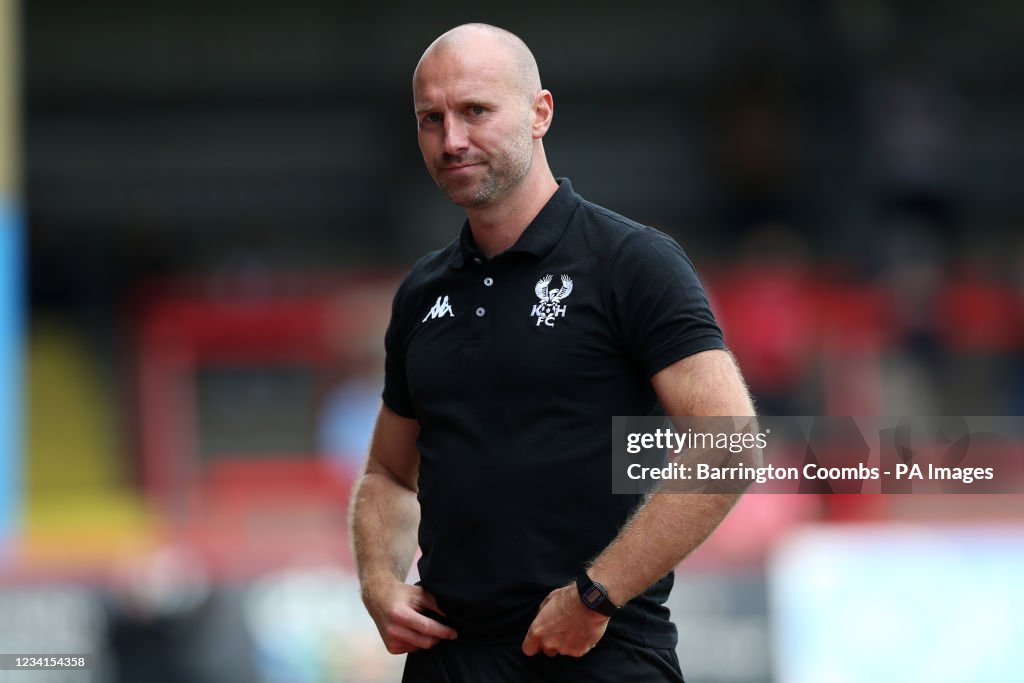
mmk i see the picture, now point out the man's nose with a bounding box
[443,117,470,156]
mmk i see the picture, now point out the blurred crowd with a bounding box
[9,2,1024,682]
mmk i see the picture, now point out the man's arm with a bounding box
[586,348,753,602]
[522,348,753,657]
[350,404,458,654]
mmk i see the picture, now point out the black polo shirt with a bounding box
[382,178,725,648]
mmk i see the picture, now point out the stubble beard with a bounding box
[435,119,534,208]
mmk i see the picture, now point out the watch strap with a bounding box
[575,573,619,617]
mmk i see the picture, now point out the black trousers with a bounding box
[401,635,685,683]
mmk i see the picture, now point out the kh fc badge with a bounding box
[531,274,573,327]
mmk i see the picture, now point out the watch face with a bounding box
[584,586,604,606]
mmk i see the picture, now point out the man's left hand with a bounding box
[521,583,610,657]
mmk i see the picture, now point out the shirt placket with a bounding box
[466,254,495,345]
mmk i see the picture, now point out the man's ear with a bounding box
[532,90,554,139]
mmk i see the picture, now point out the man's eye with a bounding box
[423,113,442,124]
[470,106,485,116]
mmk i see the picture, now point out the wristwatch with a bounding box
[575,572,619,617]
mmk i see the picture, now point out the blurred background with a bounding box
[2,0,1024,681]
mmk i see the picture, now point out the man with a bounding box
[350,23,756,682]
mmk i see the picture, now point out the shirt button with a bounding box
[472,256,482,265]
[475,307,486,317]
[483,277,494,287]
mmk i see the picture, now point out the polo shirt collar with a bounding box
[450,178,579,268]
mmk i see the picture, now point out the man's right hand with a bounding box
[362,579,459,654]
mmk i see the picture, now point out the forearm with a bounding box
[351,465,458,652]
[350,471,421,594]
[586,349,753,604]
[587,491,738,606]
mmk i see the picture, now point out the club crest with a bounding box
[531,274,573,327]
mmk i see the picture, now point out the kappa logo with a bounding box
[531,274,573,327]
[422,295,455,322]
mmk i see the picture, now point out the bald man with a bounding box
[351,23,755,682]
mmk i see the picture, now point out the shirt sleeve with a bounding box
[381,282,417,419]
[609,227,725,378]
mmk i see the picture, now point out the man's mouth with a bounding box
[441,162,482,173]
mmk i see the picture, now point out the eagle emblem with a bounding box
[531,274,573,327]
